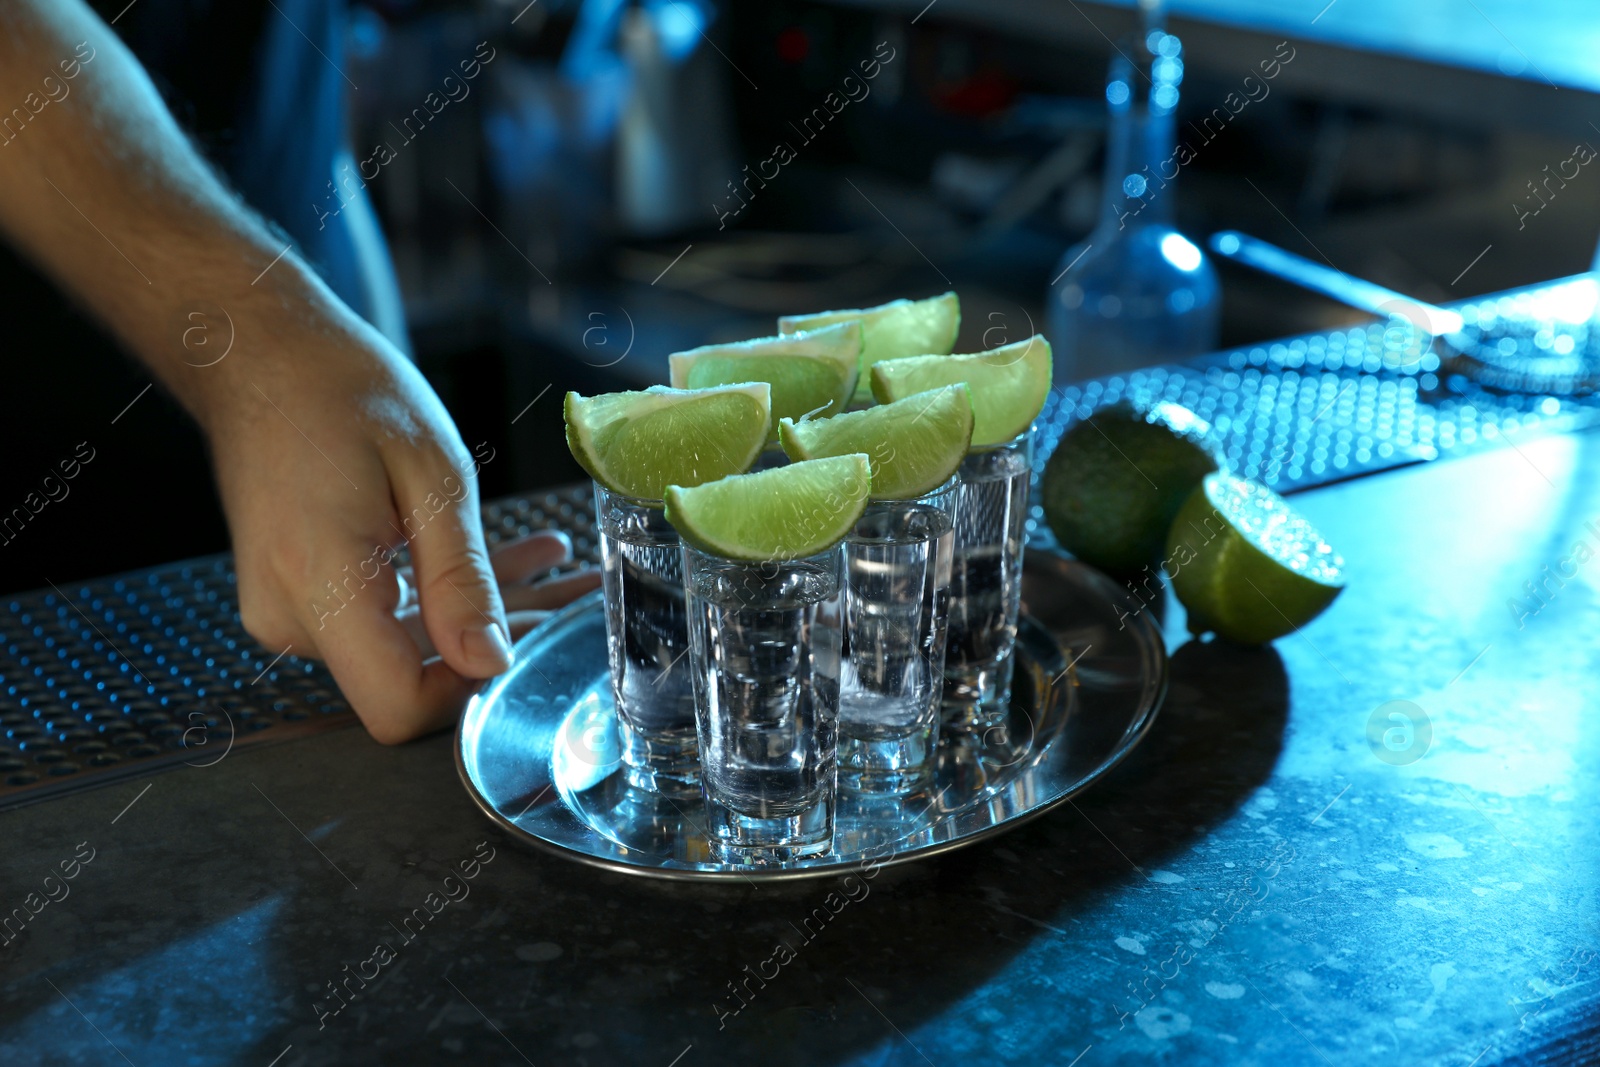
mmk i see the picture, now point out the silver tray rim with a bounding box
[455,551,1168,882]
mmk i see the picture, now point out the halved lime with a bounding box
[778,385,973,500]
[1041,400,1222,574]
[564,383,771,500]
[669,323,860,435]
[779,292,960,402]
[664,454,872,561]
[1167,471,1346,644]
[870,334,1052,447]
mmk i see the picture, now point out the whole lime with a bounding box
[1041,400,1221,574]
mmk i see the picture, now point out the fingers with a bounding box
[395,530,572,607]
[396,597,430,657]
[500,568,602,612]
[236,578,317,665]
[399,571,599,656]
[319,585,480,744]
[390,456,512,680]
[486,529,600,611]
[397,605,551,659]
[392,531,598,658]
[490,531,574,584]
[289,531,471,744]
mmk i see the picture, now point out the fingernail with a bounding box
[551,530,574,560]
[463,622,514,672]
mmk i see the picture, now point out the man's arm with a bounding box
[0,0,516,742]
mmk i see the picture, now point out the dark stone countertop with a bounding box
[4,430,1600,1067]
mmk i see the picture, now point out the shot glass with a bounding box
[595,483,699,796]
[684,544,844,862]
[943,429,1033,733]
[837,480,956,792]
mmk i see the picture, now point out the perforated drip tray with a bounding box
[1034,277,1600,494]
[1026,277,1600,533]
[7,274,1600,809]
[0,485,599,811]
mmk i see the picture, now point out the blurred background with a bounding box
[13,0,1599,594]
[340,0,1600,499]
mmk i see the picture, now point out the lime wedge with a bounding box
[778,385,973,500]
[564,383,771,500]
[1167,471,1346,644]
[779,292,960,402]
[669,323,861,435]
[870,335,1052,447]
[1041,400,1222,574]
[664,454,872,561]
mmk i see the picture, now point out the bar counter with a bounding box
[4,416,1598,1065]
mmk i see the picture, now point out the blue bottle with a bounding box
[1047,27,1220,383]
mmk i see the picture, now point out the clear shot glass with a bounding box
[942,430,1032,733]
[595,483,699,796]
[837,480,956,792]
[683,545,844,863]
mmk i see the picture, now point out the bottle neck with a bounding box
[1098,32,1183,232]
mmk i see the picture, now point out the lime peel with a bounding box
[669,323,861,432]
[779,385,974,500]
[870,334,1052,447]
[664,454,872,561]
[1040,400,1222,574]
[779,292,960,402]
[564,383,771,501]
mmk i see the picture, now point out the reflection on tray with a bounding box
[550,625,1071,869]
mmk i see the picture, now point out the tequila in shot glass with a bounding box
[566,381,774,795]
[595,485,700,796]
[684,545,845,862]
[838,480,956,791]
[815,332,1051,735]
[667,453,870,863]
[943,429,1032,732]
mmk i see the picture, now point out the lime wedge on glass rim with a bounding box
[870,334,1052,447]
[779,292,960,402]
[664,454,872,561]
[564,383,771,501]
[778,385,974,500]
[1166,471,1346,644]
[668,323,861,434]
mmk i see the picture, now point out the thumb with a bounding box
[395,458,512,679]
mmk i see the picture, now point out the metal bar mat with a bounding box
[0,487,599,811]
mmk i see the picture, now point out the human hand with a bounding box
[395,531,602,658]
[0,0,602,741]
[200,316,581,743]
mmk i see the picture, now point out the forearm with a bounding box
[0,0,375,430]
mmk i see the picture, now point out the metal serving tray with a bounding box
[456,550,1167,881]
